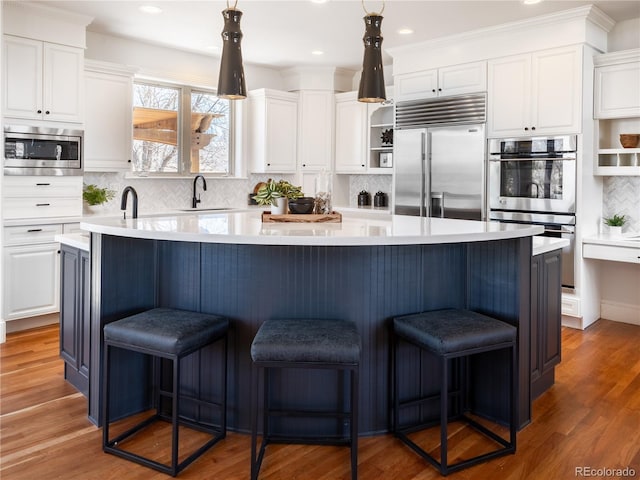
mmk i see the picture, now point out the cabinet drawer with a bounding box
[4,224,63,245]
[3,176,82,198]
[3,197,81,219]
[583,243,640,264]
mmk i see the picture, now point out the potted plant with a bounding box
[252,179,303,214]
[83,183,116,214]
[604,214,626,236]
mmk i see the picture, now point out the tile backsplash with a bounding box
[603,176,640,234]
[83,172,294,215]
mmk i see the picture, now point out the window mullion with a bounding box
[180,87,191,174]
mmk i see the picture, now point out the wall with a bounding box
[608,18,640,51]
[85,31,284,91]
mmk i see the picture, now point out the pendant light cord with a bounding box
[362,0,385,15]
[226,0,239,10]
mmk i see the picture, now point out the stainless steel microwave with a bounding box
[4,125,83,176]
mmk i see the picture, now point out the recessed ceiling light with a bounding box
[523,0,542,5]
[312,50,324,56]
[310,0,329,4]
[398,27,414,35]
[139,5,162,15]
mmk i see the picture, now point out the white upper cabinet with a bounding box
[395,61,486,102]
[488,46,582,137]
[248,89,298,173]
[594,49,640,119]
[298,90,333,171]
[3,35,83,123]
[84,62,135,172]
[334,92,367,173]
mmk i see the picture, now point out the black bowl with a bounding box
[288,197,315,214]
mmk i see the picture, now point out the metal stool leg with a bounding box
[102,343,111,450]
[351,366,359,480]
[440,356,448,475]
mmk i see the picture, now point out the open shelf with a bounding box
[595,118,640,176]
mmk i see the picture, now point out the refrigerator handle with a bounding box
[421,131,427,217]
[423,131,429,217]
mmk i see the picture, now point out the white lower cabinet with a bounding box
[3,238,61,320]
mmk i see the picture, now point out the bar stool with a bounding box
[392,309,517,476]
[250,318,361,480]
[103,307,229,477]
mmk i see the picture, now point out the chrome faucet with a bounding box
[120,186,138,219]
[192,175,207,208]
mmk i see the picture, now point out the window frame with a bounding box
[132,79,236,177]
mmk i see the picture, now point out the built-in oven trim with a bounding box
[489,210,575,225]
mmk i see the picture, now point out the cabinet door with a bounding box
[335,97,367,173]
[530,255,541,383]
[438,61,487,97]
[298,91,333,171]
[487,54,531,136]
[541,250,562,372]
[84,70,133,171]
[3,36,43,120]
[395,70,438,101]
[264,97,298,172]
[531,46,581,135]
[3,243,60,320]
[60,246,79,367]
[43,43,83,122]
[79,250,91,380]
[595,61,640,119]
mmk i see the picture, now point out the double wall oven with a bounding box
[488,135,577,288]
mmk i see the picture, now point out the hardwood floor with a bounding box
[1,320,639,479]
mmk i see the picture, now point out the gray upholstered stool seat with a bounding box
[103,308,229,477]
[251,318,361,364]
[393,309,516,355]
[104,307,229,355]
[251,318,361,480]
[392,309,517,476]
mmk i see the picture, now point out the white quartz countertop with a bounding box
[80,210,543,246]
[532,236,569,256]
[583,233,640,249]
[55,233,90,251]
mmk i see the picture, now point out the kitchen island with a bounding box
[81,210,543,434]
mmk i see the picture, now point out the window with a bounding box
[132,82,232,175]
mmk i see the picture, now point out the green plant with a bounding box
[603,214,626,227]
[252,179,303,206]
[83,184,116,206]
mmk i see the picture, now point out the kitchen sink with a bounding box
[175,207,235,212]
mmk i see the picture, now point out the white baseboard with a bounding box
[5,313,59,334]
[600,301,640,326]
[562,314,584,330]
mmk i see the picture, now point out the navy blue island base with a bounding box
[88,233,532,435]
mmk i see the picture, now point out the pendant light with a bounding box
[217,0,247,100]
[358,1,386,103]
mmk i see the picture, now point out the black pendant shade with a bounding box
[217,7,247,100]
[358,13,386,103]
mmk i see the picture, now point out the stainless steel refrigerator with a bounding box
[393,124,486,220]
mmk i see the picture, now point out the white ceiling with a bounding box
[27,0,640,70]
